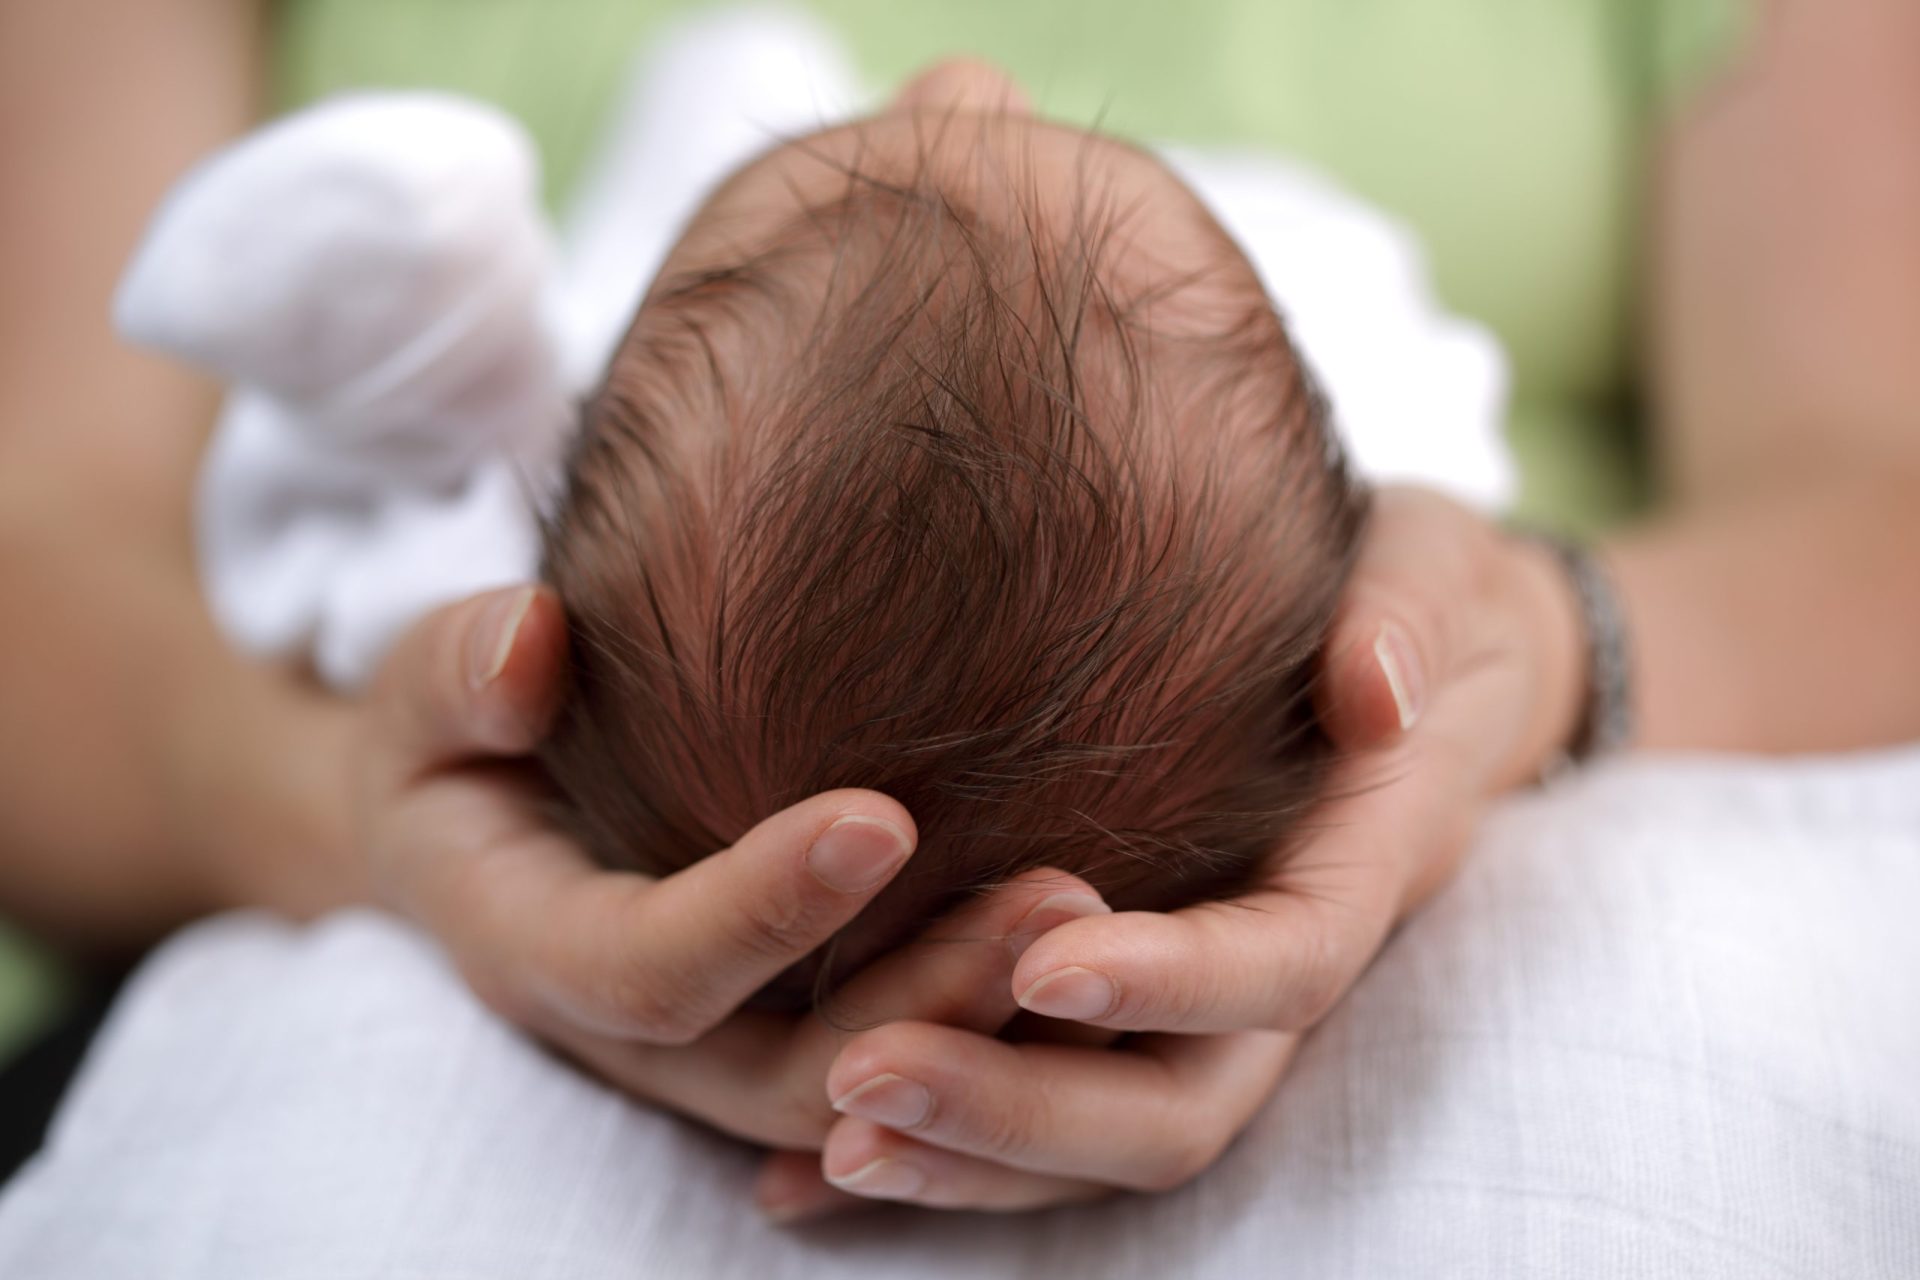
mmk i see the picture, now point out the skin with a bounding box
[4,0,1919,1222]
[0,0,362,946]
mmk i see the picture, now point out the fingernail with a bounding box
[752,1159,827,1225]
[1008,892,1111,959]
[807,816,911,893]
[1374,623,1424,731]
[1016,966,1117,1021]
[831,1073,933,1130]
[467,588,536,691]
[827,1157,927,1200]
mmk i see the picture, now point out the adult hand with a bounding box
[778,486,1588,1212]
[357,584,1112,1205]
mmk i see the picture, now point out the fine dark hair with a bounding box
[539,157,1367,1005]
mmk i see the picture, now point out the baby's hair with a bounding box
[540,145,1367,1005]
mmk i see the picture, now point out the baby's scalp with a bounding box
[540,108,1366,1006]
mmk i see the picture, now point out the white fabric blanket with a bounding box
[3,750,1917,1277]
[115,5,1511,691]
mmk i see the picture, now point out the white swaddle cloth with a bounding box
[115,5,1511,691]
[2,751,1917,1276]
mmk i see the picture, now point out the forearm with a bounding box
[1651,0,1920,491]
[0,0,367,948]
[1622,0,1920,757]
[1606,466,1920,754]
[0,462,366,946]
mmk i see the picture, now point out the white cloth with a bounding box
[116,93,569,689]
[115,4,1511,691]
[3,749,1917,1277]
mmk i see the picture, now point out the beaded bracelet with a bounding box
[1524,532,1635,761]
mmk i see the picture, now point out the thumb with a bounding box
[1312,488,1489,753]
[368,585,568,774]
[1317,609,1429,753]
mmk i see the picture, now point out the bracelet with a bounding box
[1524,531,1636,762]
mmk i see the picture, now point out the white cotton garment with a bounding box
[3,747,1917,1278]
[114,4,1512,692]
[115,92,569,688]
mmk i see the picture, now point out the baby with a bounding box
[121,41,1509,1009]
[536,93,1366,1005]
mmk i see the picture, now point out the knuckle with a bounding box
[970,1098,1035,1164]
[626,1001,707,1046]
[765,1070,835,1148]
[755,1038,844,1149]
[1132,920,1226,1029]
[726,892,833,968]
[1286,973,1346,1032]
[1125,1083,1223,1193]
[835,1022,919,1089]
[1257,879,1388,1032]
[1132,1081,1236,1193]
[1133,1134,1226,1193]
[966,1070,1043,1163]
[1274,929,1349,1030]
[598,964,714,1045]
[632,1014,705,1047]
[1156,961,1215,1027]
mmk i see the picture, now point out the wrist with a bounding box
[1498,533,1591,787]
[171,657,368,918]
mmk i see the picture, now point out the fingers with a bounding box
[557,869,1110,1150]
[368,587,930,1045]
[367,585,567,773]
[484,789,920,1042]
[819,1120,1111,1212]
[770,868,1107,1132]
[756,1130,1109,1221]
[1006,744,1462,1035]
[800,868,1109,1050]
[1009,899,1384,1039]
[549,1008,811,1141]
[825,1023,1295,1193]
[757,1122,1112,1220]
[1028,485,1531,1044]
[1315,487,1490,751]
[752,1150,866,1223]
[888,58,1032,117]
[1320,613,1426,748]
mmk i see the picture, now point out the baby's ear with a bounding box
[887,59,1032,118]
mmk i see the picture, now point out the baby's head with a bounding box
[540,68,1366,1006]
